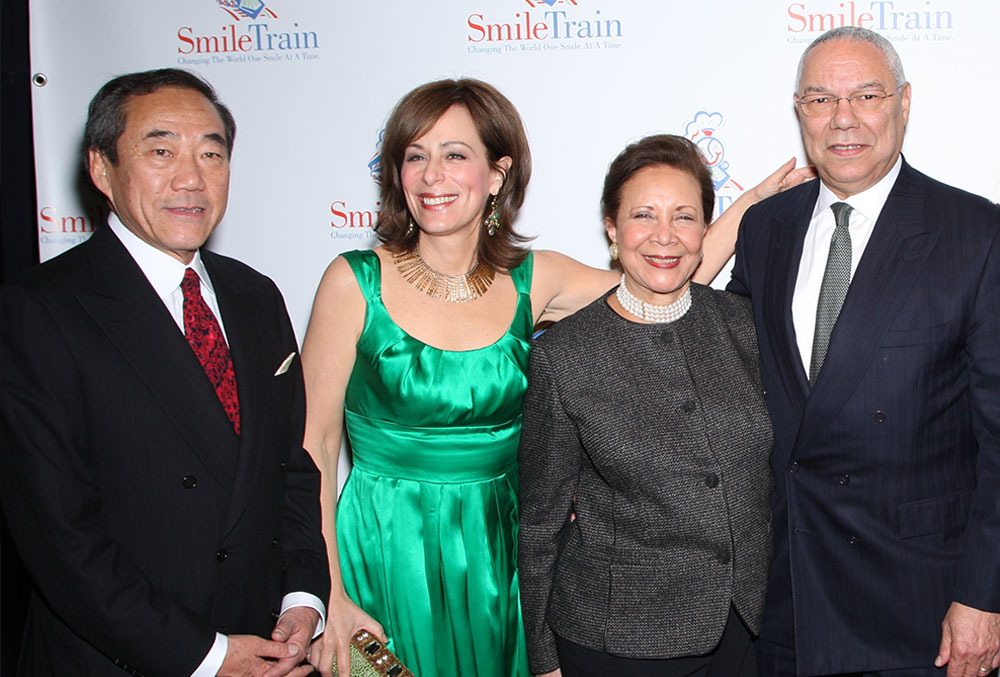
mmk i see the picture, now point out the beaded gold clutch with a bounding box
[330,630,414,677]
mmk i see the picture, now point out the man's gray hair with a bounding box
[795,26,906,92]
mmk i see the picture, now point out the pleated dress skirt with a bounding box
[336,249,533,677]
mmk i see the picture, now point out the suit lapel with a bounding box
[78,228,238,488]
[205,254,274,536]
[764,182,818,416]
[797,162,939,451]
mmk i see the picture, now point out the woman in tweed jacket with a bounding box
[518,135,774,677]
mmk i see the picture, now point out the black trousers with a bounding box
[755,638,949,676]
[555,605,755,677]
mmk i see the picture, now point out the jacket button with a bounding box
[681,400,696,413]
[838,474,850,485]
[717,551,731,564]
[660,330,674,344]
[182,475,197,489]
[704,473,720,488]
[272,538,279,550]
[874,410,887,423]
[788,461,800,473]
[848,535,859,545]
[279,461,288,472]
[271,610,280,621]
[216,548,228,561]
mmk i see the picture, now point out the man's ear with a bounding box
[88,149,114,201]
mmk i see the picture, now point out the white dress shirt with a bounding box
[791,156,903,377]
[108,215,326,676]
[108,215,225,337]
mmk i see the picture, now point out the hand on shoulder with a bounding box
[744,157,816,205]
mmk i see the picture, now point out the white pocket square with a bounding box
[274,352,297,376]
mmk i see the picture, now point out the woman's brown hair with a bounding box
[601,134,715,225]
[376,78,532,271]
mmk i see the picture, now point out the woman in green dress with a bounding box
[301,79,811,676]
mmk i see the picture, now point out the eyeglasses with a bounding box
[796,84,906,117]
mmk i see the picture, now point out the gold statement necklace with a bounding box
[393,248,495,303]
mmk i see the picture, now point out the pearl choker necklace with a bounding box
[616,274,692,324]
[393,248,495,303]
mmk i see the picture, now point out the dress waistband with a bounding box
[344,410,521,483]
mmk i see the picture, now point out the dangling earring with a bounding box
[484,195,501,237]
[609,242,619,260]
[406,218,415,236]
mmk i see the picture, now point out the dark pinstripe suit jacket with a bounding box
[729,159,1000,675]
[518,285,773,674]
[1,227,329,676]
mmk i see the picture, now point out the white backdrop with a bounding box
[27,0,1000,489]
[29,0,1000,338]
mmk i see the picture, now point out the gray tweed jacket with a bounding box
[517,284,773,673]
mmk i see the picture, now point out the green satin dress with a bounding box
[336,249,532,677]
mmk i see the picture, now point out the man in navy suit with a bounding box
[730,27,1000,676]
[1,69,329,676]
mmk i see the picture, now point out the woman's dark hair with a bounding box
[84,68,236,167]
[600,134,715,225]
[376,78,532,271]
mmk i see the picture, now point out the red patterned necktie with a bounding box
[181,268,240,434]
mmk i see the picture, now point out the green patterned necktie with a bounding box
[809,201,853,386]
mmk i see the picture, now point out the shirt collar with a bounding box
[107,213,213,300]
[812,154,903,224]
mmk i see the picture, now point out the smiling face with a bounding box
[399,105,509,241]
[89,86,231,264]
[606,164,707,306]
[796,38,910,198]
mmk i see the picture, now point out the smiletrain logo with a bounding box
[38,205,96,242]
[176,0,322,66]
[466,0,626,55]
[786,1,956,44]
[328,128,384,241]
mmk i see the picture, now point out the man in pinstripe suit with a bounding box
[729,27,1000,676]
[1,69,329,677]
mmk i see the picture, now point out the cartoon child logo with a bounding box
[524,0,578,7]
[684,111,743,193]
[216,0,277,20]
[368,128,385,185]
